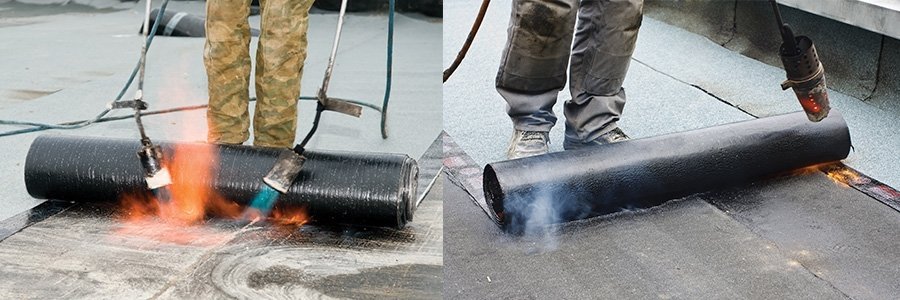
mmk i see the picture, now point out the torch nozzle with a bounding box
[788,79,830,122]
[138,143,171,190]
[778,35,831,122]
[263,145,307,194]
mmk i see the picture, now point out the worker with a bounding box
[204,0,315,148]
[500,0,643,159]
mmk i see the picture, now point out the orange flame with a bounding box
[788,164,827,176]
[826,168,862,187]
[115,74,309,244]
[172,143,242,222]
[119,143,242,224]
[116,142,311,243]
[271,205,311,227]
[114,143,238,244]
[118,192,159,222]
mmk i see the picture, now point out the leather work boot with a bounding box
[506,130,550,160]
[563,128,630,150]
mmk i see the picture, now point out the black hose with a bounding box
[443,0,490,83]
[299,103,326,149]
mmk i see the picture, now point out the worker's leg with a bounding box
[496,0,578,132]
[252,0,314,148]
[204,0,253,145]
[565,0,643,142]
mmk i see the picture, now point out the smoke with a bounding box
[520,187,561,252]
[504,183,592,253]
[491,159,668,251]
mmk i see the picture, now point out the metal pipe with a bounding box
[319,0,349,100]
[134,0,153,142]
[24,135,418,228]
[380,0,396,138]
[483,112,852,233]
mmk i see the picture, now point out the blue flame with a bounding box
[151,186,172,203]
[242,185,280,220]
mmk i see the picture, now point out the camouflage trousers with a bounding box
[204,0,314,148]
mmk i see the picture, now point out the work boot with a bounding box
[563,128,630,150]
[507,130,550,160]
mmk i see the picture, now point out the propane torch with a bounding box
[110,0,172,195]
[240,0,362,222]
[262,0,362,194]
[770,0,830,122]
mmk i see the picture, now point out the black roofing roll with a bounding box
[146,9,206,37]
[144,9,261,37]
[313,0,384,12]
[484,111,851,233]
[24,135,417,228]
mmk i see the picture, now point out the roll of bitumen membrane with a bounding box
[484,111,851,233]
[147,9,206,37]
[24,135,418,228]
[314,0,384,12]
[416,0,443,17]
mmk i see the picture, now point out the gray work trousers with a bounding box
[496,0,643,141]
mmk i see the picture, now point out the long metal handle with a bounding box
[318,0,349,101]
[134,0,153,142]
[314,0,363,117]
[138,0,152,93]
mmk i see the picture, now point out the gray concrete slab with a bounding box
[0,3,442,219]
[778,0,900,41]
[869,36,900,114]
[646,0,900,44]
[643,0,735,45]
